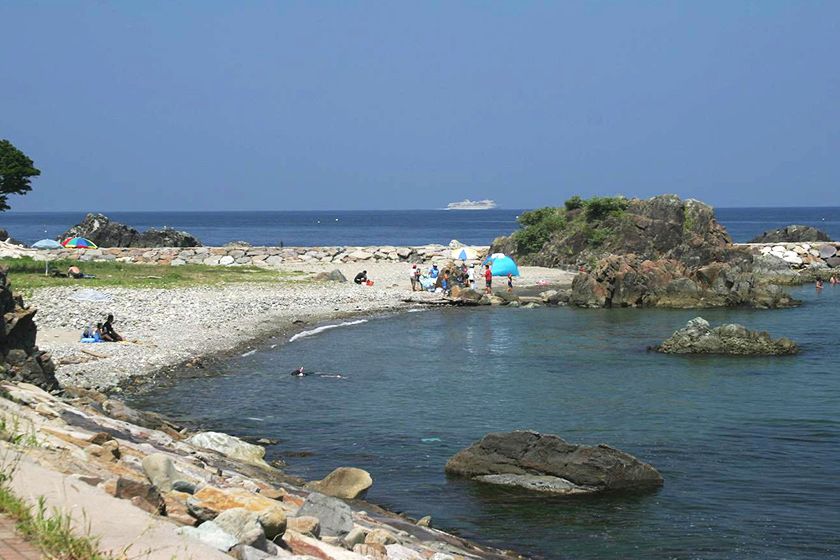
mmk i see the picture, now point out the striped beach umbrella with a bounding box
[61,237,98,249]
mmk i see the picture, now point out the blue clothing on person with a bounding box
[429,265,439,278]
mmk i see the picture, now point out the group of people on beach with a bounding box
[408,262,511,295]
[81,314,123,343]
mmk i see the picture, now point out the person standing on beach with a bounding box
[410,264,419,291]
[507,273,513,293]
[484,264,493,294]
[467,265,476,288]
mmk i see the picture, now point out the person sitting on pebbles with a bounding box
[354,270,368,285]
[101,314,123,342]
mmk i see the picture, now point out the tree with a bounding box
[0,139,40,211]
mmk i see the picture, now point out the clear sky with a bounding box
[1,1,838,211]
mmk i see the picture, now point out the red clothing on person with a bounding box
[484,268,492,281]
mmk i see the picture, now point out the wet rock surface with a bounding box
[445,430,663,495]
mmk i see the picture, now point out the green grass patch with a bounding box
[0,257,302,291]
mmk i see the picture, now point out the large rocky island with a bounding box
[60,212,202,247]
[492,194,798,309]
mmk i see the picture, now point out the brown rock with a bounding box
[365,528,397,545]
[282,531,365,560]
[113,477,164,514]
[287,515,320,538]
[163,491,197,526]
[353,543,388,559]
[187,486,284,521]
[305,467,373,500]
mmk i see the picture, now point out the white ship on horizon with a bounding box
[445,199,498,210]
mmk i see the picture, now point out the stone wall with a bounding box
[27,244,491,268]
[737,242,840,269]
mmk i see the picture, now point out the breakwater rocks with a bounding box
[0,267,59,391]
[570,254,796,309]
[445,431,663,495]
[2,382,519,560]
[27,243,490,267]
[656,317,798,355]
[741,241,840,270]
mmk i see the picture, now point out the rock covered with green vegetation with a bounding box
[492,194,732,267]
[0,267,59,391]
[656,317,798,355]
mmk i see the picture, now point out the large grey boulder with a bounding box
[656,317,798,355]
[749,224,831,244]
[186,432,272,469]
[445,431,662,494]
[141,453,182,493]
[213,508,267,550]
[296,493,353,537]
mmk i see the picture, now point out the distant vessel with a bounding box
[446,199,498,210]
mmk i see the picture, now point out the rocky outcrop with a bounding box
[656,317,798,355]
[749,225,832,244]
[185,431,272,470]
[445,430,663,495]
[569,254,796,309]
[59,213,201,248]
[493,194,732,267]
[0,268,59,391]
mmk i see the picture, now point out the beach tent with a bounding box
[32,238,62,276]
[450,247,478,261]
[62,237,97,249]
[484,252,520,277]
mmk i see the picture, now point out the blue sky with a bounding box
[1,1,838,211]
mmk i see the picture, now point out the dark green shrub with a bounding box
[564,195,583,211]
[512,207,566,254]
[583,196,628,222]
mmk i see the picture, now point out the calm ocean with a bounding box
[3,207,840,246]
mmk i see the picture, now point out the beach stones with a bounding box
[656,317,798,355]
[445,431,663,495]
[212,508,267,550]
[176,521,239,552]
[305,467,373,500]
[296,493,354,537]
[820,245,838,259]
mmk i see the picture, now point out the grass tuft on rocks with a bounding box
[0,257,302,291]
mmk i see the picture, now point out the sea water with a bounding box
[4,207,840,246]
[129,284,840,559]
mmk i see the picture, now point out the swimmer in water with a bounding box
[290,366,309,377]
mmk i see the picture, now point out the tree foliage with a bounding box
[512,207,566,254]
[0,139,40,211]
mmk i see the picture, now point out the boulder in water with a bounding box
[656,317,798,355]
[445,431,663,495]
[59,213,201,248]
[304,467,372,499]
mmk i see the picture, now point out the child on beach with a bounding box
[484,265,493,294]
[507,273,513,293]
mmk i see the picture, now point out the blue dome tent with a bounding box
[484,252,520,276]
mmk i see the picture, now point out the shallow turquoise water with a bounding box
[131,284,840,559]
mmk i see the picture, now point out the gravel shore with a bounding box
[29,261,574,389]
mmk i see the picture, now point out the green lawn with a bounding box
[0,257,302,291]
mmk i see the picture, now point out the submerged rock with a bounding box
[305,466,373,500]
[749,225,831,244]
[445,431,662,495]
[656,317,798,355]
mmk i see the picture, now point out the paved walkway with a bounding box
[0,515,41,560]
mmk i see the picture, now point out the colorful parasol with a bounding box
[61,237,98,249]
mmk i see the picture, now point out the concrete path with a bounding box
[0,515,41,559]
